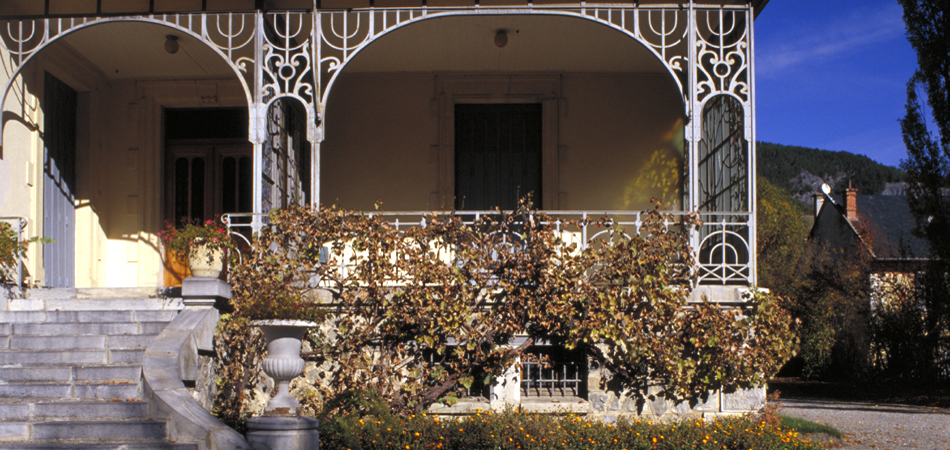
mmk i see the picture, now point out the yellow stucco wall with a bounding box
[322,74,439,211]
[321,72,685,212]
[559,73,685,211]
[1,40,247,288]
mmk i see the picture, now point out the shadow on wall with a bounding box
[619,117,685,210]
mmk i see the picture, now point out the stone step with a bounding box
[24,287,163,300]
[27,420,168,441]
[10,322,169,336]
[0,400,149,421]
[0,310,179,324]
[8,334,158,350]
[0,289,192,450]
[0,349,146,365]
[0,382,141,400]
[9,297,183,312]
[0,365,141,383]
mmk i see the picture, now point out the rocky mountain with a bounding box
[756,142,906,204]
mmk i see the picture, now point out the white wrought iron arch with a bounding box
[0,16,254,149]
[697,228,750,284]
[318,9,688,125]
[698,91,750,139]
[260,93,320,146]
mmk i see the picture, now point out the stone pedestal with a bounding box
[246,416,319,450]
[182,277,231,309]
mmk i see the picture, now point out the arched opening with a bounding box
[697,94,751,285]
[320,13,686,213]
[0,20,252,288]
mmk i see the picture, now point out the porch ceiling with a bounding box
[55,21,236,80]
[344,14,667,74]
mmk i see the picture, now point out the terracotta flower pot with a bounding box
[252,320,317,416]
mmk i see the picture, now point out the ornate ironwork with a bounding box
[698,95,748,213]
[316,6,691,109]
[262,98,308,213]
[0,14,257,134]
[696,95,751,285]
[694,8,750,103]
[257,12,319,145]
[696,214,751,285]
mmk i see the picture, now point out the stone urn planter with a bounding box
[188,244,225,278]
[252,320,316,416]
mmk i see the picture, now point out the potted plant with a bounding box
[228,229,327,416]
[1,221,52,286]
[158,218,234,278]
[235,290,321,416]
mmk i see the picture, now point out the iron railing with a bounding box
[223,209,752,286]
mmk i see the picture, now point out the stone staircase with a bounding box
[0,288,197,449]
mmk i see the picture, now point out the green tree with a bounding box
[897,0,950,383]
[756,177,807,296]
[790,241,871,380]
[756,177,871,379]
[899,0,950,262]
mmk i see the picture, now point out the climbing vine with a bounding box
[213,199,797,423]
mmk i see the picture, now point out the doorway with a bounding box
[43,72,78,288]
[162,108,251,285]
[454,103,543,211]
[164,142,253,226]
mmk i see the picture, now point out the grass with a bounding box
[779,415,844,439]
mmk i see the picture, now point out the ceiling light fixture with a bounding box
[165,35,179,54]
[494,30,508,48]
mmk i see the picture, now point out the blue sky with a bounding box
[754,0,918,168]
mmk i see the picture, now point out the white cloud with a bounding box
[757,3,906,77]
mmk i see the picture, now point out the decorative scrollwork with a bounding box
[261,12,315,106]
[0,13,258,137]
[638,9,689,104]
[694,8,750,103]
[315,6,694,107]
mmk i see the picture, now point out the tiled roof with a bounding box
[830,195,931,258]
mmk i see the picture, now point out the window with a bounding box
[521,346,587,398]
[454,103,543,211]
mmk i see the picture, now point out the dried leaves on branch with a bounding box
[217,199,796,421]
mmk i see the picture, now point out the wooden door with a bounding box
[163,142,252,286]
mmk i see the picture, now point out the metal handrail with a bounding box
[223,209,752,286]
[0,216,28,287]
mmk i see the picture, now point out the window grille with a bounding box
[520,346,586,398]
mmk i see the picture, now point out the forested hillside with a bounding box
[756,142,905,200]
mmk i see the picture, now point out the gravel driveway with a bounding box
[780,396,950,449]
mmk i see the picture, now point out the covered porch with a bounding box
[0,1,757,290]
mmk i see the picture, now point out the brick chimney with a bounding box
[845,180,858,222]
